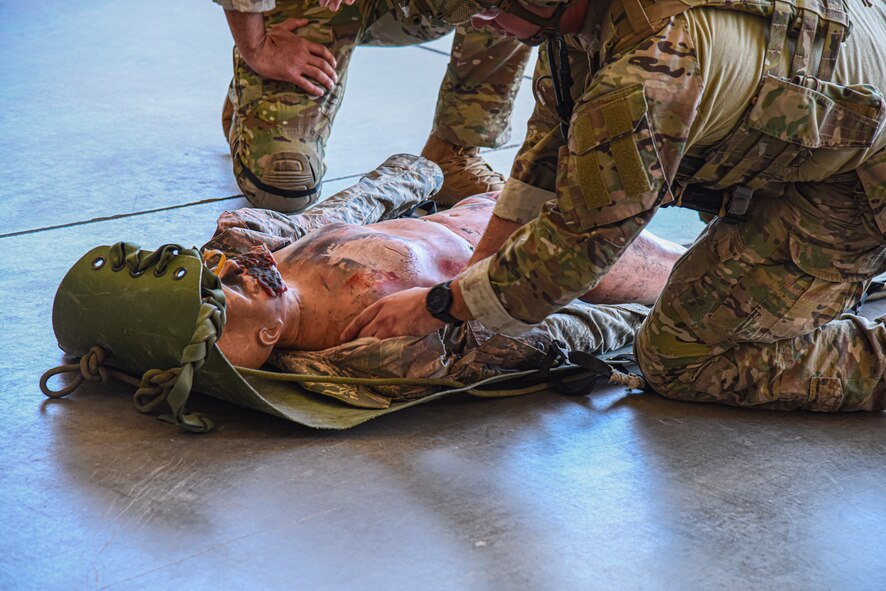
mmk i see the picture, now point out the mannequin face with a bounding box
[216,260,286,368]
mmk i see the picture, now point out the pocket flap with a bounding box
[789,232,886,282]
[805,377,844,412]
[748,75,884,149]
[569,84,649,154]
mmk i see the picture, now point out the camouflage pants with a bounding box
[636,173,886,412]
[227,0,530,212]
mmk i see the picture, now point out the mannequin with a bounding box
[214,193,685,368]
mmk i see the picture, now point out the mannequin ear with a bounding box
[258,319,285,347]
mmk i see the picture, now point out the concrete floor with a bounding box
[0,2,883,590]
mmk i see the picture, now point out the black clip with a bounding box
[724,185,754,223]
[537,339,569,379]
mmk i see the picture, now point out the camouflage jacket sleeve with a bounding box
[493,40,590,225]
[212,0,275,12]
[460,16,705,334]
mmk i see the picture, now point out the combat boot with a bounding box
[421,133,506,207]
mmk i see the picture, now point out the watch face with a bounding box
[427,284,451,315]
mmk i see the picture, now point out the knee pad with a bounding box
[235,151,323,214]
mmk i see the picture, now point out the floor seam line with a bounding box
[1,144,522,239]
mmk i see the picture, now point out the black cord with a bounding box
[546,34,576,139]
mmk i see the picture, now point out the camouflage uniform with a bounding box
[213,0,530,211]
[456,0,886,411]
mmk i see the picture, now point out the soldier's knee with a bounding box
[234,150,323,214]
[635,320,704,402]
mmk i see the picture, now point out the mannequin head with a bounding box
[214,246,291,368]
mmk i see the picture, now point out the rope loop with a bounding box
[135,294,225,433]
[39,346,110,399]
[79,346,109,383]
[39,365,82,398]
[132,367,182,413]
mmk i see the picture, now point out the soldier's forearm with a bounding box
[449,279,473,324]
[224,9,266,58]
[468,214,523,266]
[496,211,656,320]
[580,229,685,306]
[457,208,657,335]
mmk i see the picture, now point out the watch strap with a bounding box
[426,280,464,326]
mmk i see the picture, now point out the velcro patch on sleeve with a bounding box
[558,84,661,229]
[602,91,653,198]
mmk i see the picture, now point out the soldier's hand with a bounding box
[318,0,357,12]
[340,288,444,342]
[241,18,338,97]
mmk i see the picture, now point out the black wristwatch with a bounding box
[426,280,464,326]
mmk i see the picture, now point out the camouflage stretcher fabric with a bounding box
[214,0,530,210]
[456,0,886,412]
[270,301,648,408]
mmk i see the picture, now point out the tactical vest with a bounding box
[592,0,883,222]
